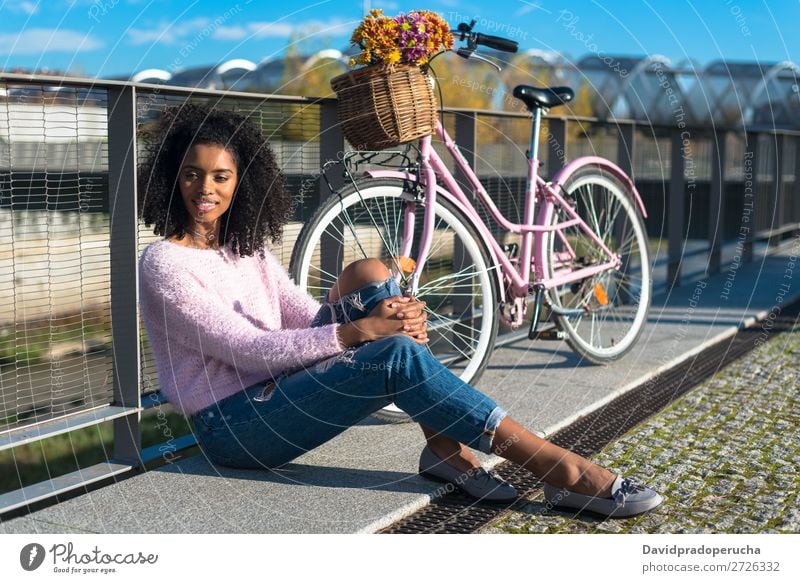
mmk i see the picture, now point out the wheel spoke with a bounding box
[582,184,603,239]
[418,265,487,294]
[427,310,485,346]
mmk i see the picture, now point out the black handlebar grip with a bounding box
[475,33,518,53]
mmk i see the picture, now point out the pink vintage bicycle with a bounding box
[291,22,651,419]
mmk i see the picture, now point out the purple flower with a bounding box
[395,11,430,64]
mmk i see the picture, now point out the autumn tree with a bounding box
[279,30,347,99]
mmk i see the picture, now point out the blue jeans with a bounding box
[309,276,404,327]
[190,278,508,469]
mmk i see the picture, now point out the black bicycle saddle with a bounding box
[512,85,575,111]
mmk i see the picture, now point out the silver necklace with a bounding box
[187,227,217,248]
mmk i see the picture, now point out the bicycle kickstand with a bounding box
[527,284,544,340]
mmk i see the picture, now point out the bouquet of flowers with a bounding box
[348,9,454,69]
[331,9,452,150]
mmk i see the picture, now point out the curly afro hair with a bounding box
[137,103,292,258]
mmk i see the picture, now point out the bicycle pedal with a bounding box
[534,328,567,341]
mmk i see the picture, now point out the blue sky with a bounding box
[1,0,798,78]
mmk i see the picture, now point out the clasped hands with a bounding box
[336,295,429,347]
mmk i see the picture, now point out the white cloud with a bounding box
[515,1,544,16]
[4,0,38,14]
[127,15,353,46]
[213,22,294,40]
[211,25,249,41]
[19,1,38,14]
[0,28,104,54]
[211,19,351,42]
[126,26,169,46]
[242,22,295,39]
[127,17,211,46]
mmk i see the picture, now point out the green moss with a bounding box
[488,327,800,534]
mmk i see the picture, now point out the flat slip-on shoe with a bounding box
[543,475,663,518]
[418,445,518,502]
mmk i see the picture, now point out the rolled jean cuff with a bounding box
[477,405,508,454]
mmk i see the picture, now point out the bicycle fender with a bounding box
[364,169,507,304]
[549,157,648,219]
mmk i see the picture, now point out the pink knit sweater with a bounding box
[138,239,344,416]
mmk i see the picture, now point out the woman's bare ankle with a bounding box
[426,437,479,473]
[571,466,616,497]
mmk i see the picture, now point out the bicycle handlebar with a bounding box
[474,32,518,53]
[456,21,518,54]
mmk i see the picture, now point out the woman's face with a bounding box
[178,143,238,227]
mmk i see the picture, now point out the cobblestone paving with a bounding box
[483,325,800,534]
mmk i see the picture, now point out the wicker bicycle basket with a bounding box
[330,63,437,150]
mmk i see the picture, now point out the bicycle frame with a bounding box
[366,118,648,307]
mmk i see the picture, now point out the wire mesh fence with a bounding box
[0,83,113,432]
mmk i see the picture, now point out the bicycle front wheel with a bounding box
[290,178,499,417]
[543,167,651,363]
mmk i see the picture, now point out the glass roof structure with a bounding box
[124,51,348,93]
[576,55,702,125]
[687,60,800,128]
[565,54,799,129]
[122,52,800,129]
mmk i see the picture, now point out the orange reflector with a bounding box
[593,282,609,306]
[395,256,416,274]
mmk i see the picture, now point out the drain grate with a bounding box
[379,303,800,533]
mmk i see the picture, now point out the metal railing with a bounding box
[1,72,798,517]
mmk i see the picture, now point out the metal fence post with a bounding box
[107,85,142,466]
[547,117,567,176]
[454,111,477,194]
[743,132,758,263]
[668,129,686,288]
[708,130,726,275]
[615,123,637,304]
[317,99,346,281]
[617,123,635,178]
[770,134,785,246]
[319,100,345,204]
[453,111,478,351]
[794,137,800,226]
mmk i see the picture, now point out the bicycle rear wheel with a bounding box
[290,178,500,421]
[543,166,651,363]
